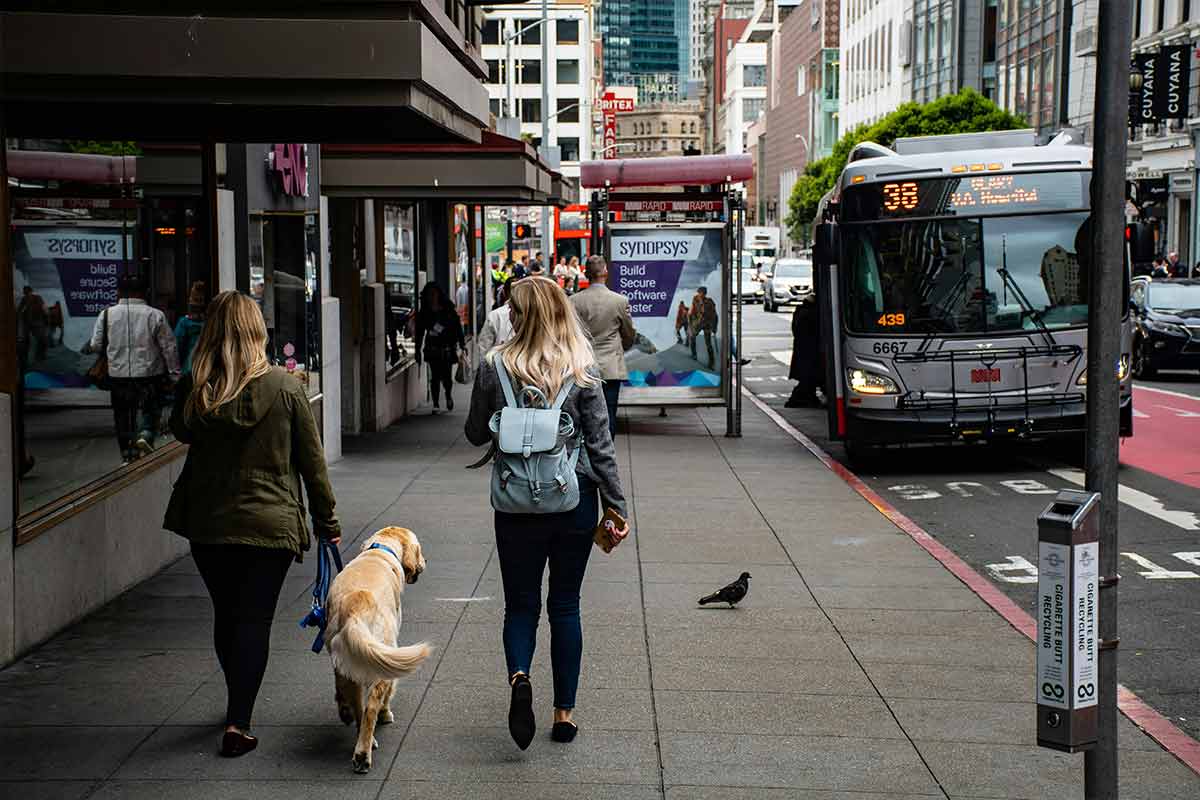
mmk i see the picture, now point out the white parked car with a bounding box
[763,258,813,312]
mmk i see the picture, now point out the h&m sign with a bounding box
[266,144,309,198]
[1130,45,1192,124]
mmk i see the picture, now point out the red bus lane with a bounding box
[1121,386,1200,489]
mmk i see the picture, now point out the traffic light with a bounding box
[1125,221,1155,265]
[512,223,531,240]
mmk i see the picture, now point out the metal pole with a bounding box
[1085,3,1130,798]
[506,20,514,118]
[541,0,550,149]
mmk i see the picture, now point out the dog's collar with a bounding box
[367,542,401,563]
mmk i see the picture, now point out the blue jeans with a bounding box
[602,380,621,438]
[494,476,599,709]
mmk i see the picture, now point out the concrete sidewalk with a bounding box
[2,400,1198,799]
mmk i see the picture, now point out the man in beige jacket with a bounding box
[570,255,636,436]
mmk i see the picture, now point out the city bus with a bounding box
[554,204,591,263]
[811,130,1133,460]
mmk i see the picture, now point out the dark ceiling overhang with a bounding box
[1,11,489,143]
[322,132,574,206]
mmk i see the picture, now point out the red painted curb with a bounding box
[743,387,1200,778]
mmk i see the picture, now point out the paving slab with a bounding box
[382,782,664,800]
[0,782,99,800]
[646,626,848,662]
[0,680,198,727]
[659,732,940,794]
[649,655,876,695]
[0,726,152,780]
[664,790,939,800]
[654,690,905,739]
[87,781,384,800]
[388,727,662,785]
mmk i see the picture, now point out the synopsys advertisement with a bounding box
[608,225,724,391]
[13,224,132,389]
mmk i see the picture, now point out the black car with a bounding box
[1131,278,1200,378]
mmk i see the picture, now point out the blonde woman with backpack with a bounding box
[465,275,629,750]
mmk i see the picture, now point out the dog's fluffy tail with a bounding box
[329,617,431,684]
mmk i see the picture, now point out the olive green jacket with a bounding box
[164,368,340,556]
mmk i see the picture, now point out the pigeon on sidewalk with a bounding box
[698,572,751,607]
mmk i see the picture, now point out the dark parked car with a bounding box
[1131,278,1200,378]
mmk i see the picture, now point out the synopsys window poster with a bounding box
[13,224,132,389]
[609,224,724,392]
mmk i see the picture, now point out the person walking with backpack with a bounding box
[164,291,340,758]
[464,275,630,750]
[570,255,636,436]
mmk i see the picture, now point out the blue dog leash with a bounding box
[299,538,344,654]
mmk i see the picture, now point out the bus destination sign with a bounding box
[845,172,1089,220]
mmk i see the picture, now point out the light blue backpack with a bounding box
[487,357,582,514]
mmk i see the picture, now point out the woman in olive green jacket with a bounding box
[165,291,340,758]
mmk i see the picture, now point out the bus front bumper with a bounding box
[844,394,1133,445]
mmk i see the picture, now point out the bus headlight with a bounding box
[1075,355,1130,386]
[847,368,900,395]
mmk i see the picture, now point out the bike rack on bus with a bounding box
[894,344,1084,438]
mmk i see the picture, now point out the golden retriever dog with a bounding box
[326,526,430,773]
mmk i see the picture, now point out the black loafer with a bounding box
[508,675,535,750]
[551,721,578,743]
[219,730,257,757]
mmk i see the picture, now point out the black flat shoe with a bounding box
[508,675,535,750]
[219,730,258,757]
[551,721,578,743]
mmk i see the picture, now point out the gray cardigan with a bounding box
[465,359,627,517]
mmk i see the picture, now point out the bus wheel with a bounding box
[842,438,879,470]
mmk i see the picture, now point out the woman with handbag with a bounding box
[414,282,465,412]
[464,276,630,750]
[164,290,340,758]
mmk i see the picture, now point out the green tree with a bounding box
[66,141,142,156]
[784,89,1025,243]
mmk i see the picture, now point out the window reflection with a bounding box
[383,203,418,372]
[10,140,207,514]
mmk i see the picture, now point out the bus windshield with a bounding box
[842,211,1091,335]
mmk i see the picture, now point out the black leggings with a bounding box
[191,543,294,729]
[429,358,454,406]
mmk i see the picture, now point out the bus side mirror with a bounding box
[814,223,839,264]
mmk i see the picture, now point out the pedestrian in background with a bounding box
[570,255,636,436]
[174,281,208,375]
[415,282,466,412]
[567,256,582,293]
[17,286,50,365]
[1167,251,1183,277]
[165,290,340,759]
[785,295,821,408]
[87,273,180,463]
[464,276,629,749]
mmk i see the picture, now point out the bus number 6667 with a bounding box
[872,341,908,355]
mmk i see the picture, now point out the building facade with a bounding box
[481,3,594,175]
[758,1,840,252]
[993,0,1068,137]
[706,1,755,152]
[900,0,998,104]
[615,102,706,156]
[839,0,906,134]
[724,41,769,154]
[1122,1,1200,267]
[601,0,683,102]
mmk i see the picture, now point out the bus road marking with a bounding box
[986,555,1039,583]
[1050,468,1200,531]
[1120,553,1200,580]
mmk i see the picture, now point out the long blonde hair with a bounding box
[494,276,598,402]
[185,290,273,421]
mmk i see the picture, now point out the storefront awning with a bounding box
[1,10,489,143]
[321,132,571,205]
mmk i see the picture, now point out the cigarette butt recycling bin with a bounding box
[1036,489,1100,752]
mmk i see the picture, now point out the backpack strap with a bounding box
[493,355,518,408]
[551,376,576,410]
